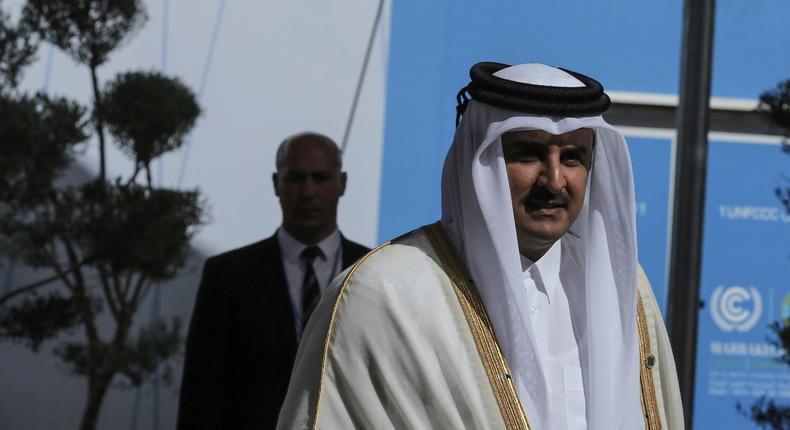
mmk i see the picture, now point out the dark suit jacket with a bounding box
[177,233,370,430]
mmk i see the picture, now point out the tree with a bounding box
[24,0,147,182]
[736,79,790,430]
[759,79,790,211]
[0,2,205,429]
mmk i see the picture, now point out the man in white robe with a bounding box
[277,63,684,429]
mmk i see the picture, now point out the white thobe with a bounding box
[521,241,586,430]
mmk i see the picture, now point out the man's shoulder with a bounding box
[340,236,372,259]
[204,236,278,269]
[314,225,466,346]
[340,227,441,288]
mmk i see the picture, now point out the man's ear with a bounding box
[272,172,280,197]
[339,172,347,196]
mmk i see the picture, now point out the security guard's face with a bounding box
[273,136,346,244]
[502,128,594,260]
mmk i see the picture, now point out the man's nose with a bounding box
[300,177,318,196]
[537,158,566,192]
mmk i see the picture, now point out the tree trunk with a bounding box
[90,65,107,183]
[145,163,153,189]
[79,371,113,430]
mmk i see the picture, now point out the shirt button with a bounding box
[529,306,538,316]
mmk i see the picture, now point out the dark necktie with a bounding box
[300,246,323,328]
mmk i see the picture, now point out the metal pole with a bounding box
[666,0,716,428]
[340,0,386,153]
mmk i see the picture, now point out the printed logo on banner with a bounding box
[710,285,763,332]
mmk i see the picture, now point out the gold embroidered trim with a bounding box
[424,222,531,430]
[308,224,656,430]
[310,241,392,430]
[637,295,662,430]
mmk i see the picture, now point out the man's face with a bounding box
[273,136,346,243]
[502,128,594,259]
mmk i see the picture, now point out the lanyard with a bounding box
[326,241,342,284]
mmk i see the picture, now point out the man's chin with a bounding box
[520,221,569,242]
[293,220,324,231]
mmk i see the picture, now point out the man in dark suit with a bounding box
[177,132,370,429]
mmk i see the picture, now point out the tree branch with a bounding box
[111,270,125,312]
[126,163,142,186]
[95,263,120,320]
[0,236,92,304]
[59,235,101,348]
[45,244,78,291]
[0,267,75,305]
[129,274,148,310]
[119,271,134,304]
[58,238,86,292]
[145,163,153,189]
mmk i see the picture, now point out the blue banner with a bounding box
[380,1,790,428]
[628,135,673,312]
[693,139,790,429]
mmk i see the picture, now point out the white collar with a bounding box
[277,228,341,263]
[520,240,561,298]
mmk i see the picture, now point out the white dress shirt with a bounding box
[521,240,586,430]
[277,228,343,337]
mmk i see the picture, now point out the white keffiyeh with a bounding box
[441,63,643,430]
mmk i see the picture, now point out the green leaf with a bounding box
[23,0,147,67]
[101,71,201,166]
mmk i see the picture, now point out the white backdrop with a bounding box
[1,1,390,429]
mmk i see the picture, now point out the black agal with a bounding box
[456,62,611,126]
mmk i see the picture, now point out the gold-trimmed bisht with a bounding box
[309,221,661,430]
[424,222,532,430]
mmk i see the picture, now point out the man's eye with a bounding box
[284,173,305,182]
[506,150,541,163]
[561,151,585,165]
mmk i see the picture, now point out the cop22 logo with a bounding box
[710,285,762,332]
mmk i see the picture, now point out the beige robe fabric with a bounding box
[636,266,685,429]
[277,228,683,429]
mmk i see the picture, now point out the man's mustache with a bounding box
[523,187,570,209]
